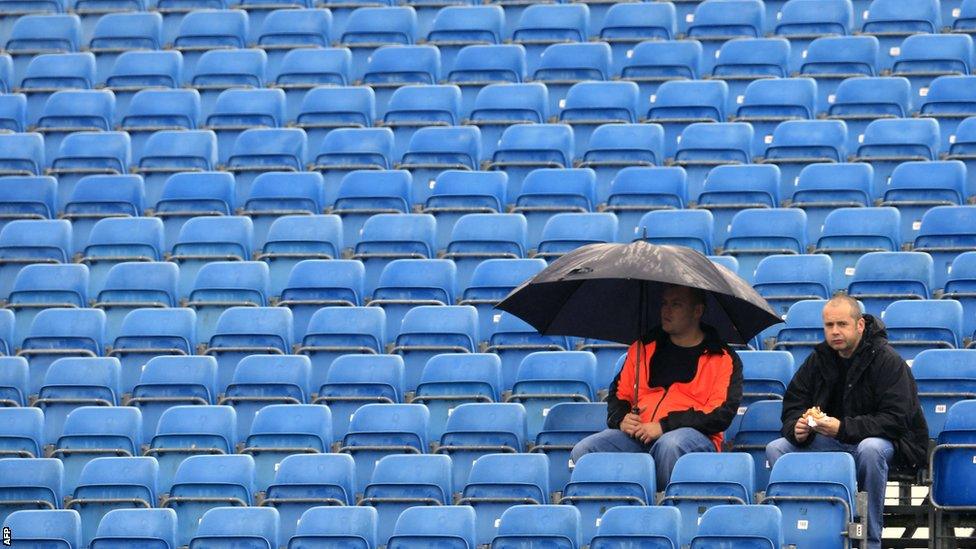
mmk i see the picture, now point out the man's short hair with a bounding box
[827,293,863,321]
[664,284,707,307]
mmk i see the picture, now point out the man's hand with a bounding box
[619,413,642,436]
[812,415,841,438]
[635,421,663,444]
[794,416,812,443]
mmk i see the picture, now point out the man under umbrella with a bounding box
[570,283,744,488]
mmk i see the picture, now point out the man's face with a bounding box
[822,301,865,357]
[660,286,703,336]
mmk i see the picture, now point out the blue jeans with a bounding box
[570,427,716,489]
[766,435,895,549]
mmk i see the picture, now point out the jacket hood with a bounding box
[814,313,888,360]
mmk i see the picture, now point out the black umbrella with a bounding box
[495,241,783,408]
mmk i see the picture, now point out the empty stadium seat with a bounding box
[19,308,105,397]
[35,89,114,174]
[2,509,80,548]
[619,40,701,110]
[88,508,177,549]
[6,263,89,350]
[48,132,130,215]
[798,36,879,113]
[204,87,284,165]
[340,6,418,80]
[774,0,854,71]
[66,178,149,266]
[331,169,411,251]
[187,262,270,345]
[646,80,728,160]
[172,10,248,81]
[826,76,911,146]
[392,305,477,391]
[892,34,973,108]
[603,166,685,242]
[296,306,385,381]
[387,505,477,549]
[412,353,502,441]
[168,215,253,299]
[189,507,279,549]
[848,251,933,316]
[635,209,714,255]
[534,212,616,262]
[0,175,55,235]
[224,127,307,208]
[561,452,655,545]
[691,505,783,549]
[720,208,807,284]
[0,94,26,134]
[51,406,142,495]
[239,171,323,250]
[912,350,976,437]
[853,113,941,197]
[364,46,442,121]
[107,308,197,397]
[918,75,976,154]
[88,12,162,87]
[814,206,901,290]
[108,55,188,149]
[729,399,783,490]
[464,82,546,160]
[262,454,357,545]
[150,172,234,252]
[361,454,453,545]
[398,126,481,208]
[944,251,976,339]
[147,405,236,495]
[507,351,596,440]
[338,403,429,494]
[18,52,97,126]
[662,452,755,546]
[696,164,780,246]
[460,257,544,340]
[378,86,461,163]
[734,78,818,158]
[752,254,832,318]
[369,258,455,340]
[513,168,596,250]
[274,258,360,338]
[882,299,964,361]
[599,2,676,75]
[5,14,81,86]
[0,133,44,178]
[257,217,343,301]
[511,4,589,75]
[931,399,976,544]
[425,6,504,77]
[861,0,941,71]
[161,454,255,547]
[588,506,681,549]
[314,354,403,440]
[132,130,218,211]
[242,403,332,495]
[36,357,120,445]
[220,354,310,443]
[789,162,874,245]
[310,127,394,207]
[686,0,765,73]
[0,219,71,301]
[352,213,436,299]
[448,45,527,120]
[914,205,976,289]
[276,50,354,124]
[255,9,332,81]
[576,124,665,207]
[67,456,158,548]
[0,407,43,458]
[532,42,611,121]
[128,355,217,439]
[0,458,64,525]
[491,505,580,549]
[710,37,790,115]
[287,506,376,549]
[422,170,508,251]
[203,306,292,392]
[486,124,574,204]
[0,357,28,406]
[456,453,547,545]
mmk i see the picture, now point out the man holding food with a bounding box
[765,295,929,549]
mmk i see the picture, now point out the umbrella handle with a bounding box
[633,280,645,416]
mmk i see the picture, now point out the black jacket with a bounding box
[781,315,930,470]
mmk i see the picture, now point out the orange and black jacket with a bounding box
[605,325,743,451]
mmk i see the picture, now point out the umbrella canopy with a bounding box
[496,241,782,346]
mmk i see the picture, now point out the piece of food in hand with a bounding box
[804,406,826,427]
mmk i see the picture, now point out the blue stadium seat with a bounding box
[19,308,105,397]
[710,37,790,115]
[911,350,976,437]
[619,40,701,111]
[456,453,546,546]
[67,456,157,548]
[369,258,456,341]
[392,304,477,391]
[314,354,403,441]
[128,355,217,440]
[558,81,638,160]
[242,403,332,497]
[338,403,429,494]
[0,407,43,457]
[532,42,611,122]
[944,252,976,339]
[255,9,332,81]
[0,56,10,94]
[61,175,145,260]
[734,78,818,158]
[535,213,617,262]
[0,458,63,525]
[169,215,253,299]
[0,133,44,178]
[730,351,794,438]
[798,36,879,113]
[826,76,911,147]
[147,405,237,495]
[561,452,655,545]
[0,357,28,405]
[107,308,196,397]
[946,117,976,199]
[172,9,248,82]
[882,299,964,361]
[0,176,55,238]
[274,258,361,339]
[488,124,575,205]
[413,353,502,441]
[603,166,685,242]
[36,357,119,445]
[288,506,376,549]
[764,452,858,548]
[892,34,973,107]
[189,507,278,549]
[17,52,97,126]
[439,402,527,489]
[263,454,357,546]
[202,306,292,392]
[686,0,765,74]
[360,454,452,545]
[752,254,832,317]
[0,310,10,356]
[915,205,976,290]
[88,508,177,549]
[398,126,481,208]
[260,216,343,301]
[464,82,545,161]
[132,130,217,211]
[426,6,504,77]
[730,399,783,490]
[760,120,849,206]
[954,0,976,34]
[460,257,544,340]
[492,505,580,549]
[589,506,681,549]
[51,406,142,495]
[0,94,26,134]
[486,312,569,392]
[529,402,606,495]
[5,14,81,87]
[188,261,270,347]
[340,7,418,80]
[151,171,233,252]
[599,3,675,75]
[332,169,411,251]
[310,127,394,208]
[220,354,309,444]
[448,45,527,120]
[721,208,807,284]
[275,49,354,124]
[931,399,976,537]
[161,454,255,547]
[0,219,71,301]
[647,80,727,160]
[2,509,80,548]
[444,213,527,298]
[917,76,976,155]
[387,505,476,549]
[383,87,465,183]
[88,12,162,87]
[577,124,665,207]
[296,306,385,381]
[691,505,783,549]
[108,54,187,149]
[48,131,130,215]
[513,168,596,250]
[815,206,900,290]
[204,87,284,166]
[352,213,436,299]
[364,46,442,121]
[789,162,872,245]
[662,452,755,546]
[635,209,714,255]
[35,89,115,175]
[860,0,941,71]
[6,263,88,351]
[224,127,306,209]
[507,351,596,440]
[848,251,933,316]
[239,171,323,250]
[696,164,780,246]
[512,4,589,75]
[422,170,507,251]
[774,0,854,72]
